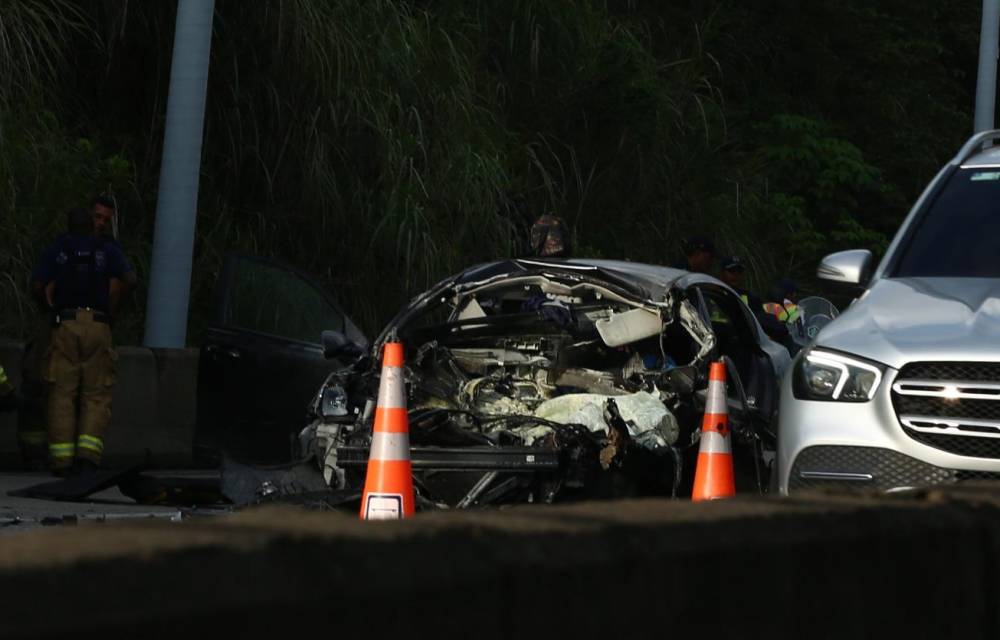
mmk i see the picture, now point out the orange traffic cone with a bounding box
[692,360,736,501]
[360,342,416,520]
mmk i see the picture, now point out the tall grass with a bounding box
[0,1,975,342]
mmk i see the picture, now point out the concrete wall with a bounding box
[0,342,198,468]
[1,485,1000,638]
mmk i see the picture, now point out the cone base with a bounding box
[360,459,415,519]
[691,452,735,501]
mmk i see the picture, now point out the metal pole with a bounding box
[143,0,215,348]
[975,0,1000,133]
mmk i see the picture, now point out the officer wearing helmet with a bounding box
[529,213,571,258]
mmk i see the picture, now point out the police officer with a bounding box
[529,213,571,258]
[719,256,762,309]
[719,256,789,341]
[33,208,134,475]
[675,235,715,273]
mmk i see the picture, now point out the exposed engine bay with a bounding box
[300,263,773,508]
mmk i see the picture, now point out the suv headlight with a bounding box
[792,349,885,402]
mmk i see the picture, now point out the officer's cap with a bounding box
[722,255,745,272]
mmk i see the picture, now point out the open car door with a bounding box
[195,254,367,464]
[687,282,784,493]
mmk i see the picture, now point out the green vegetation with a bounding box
[0,0,981,342]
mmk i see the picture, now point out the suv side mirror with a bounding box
[321,330,366,360]
[817,250,873,286]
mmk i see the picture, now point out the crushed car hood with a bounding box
[375,258,687,350]
[816,277,1000,369]
[457,259,686,299]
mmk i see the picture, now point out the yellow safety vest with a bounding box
[763,301,800,323]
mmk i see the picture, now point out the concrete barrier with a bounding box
[1,485,999,638]
[0,342,198,468]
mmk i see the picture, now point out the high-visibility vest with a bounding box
[763,301,800,323]
[714,294,752,325]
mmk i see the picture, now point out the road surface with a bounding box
[0,470,224,533]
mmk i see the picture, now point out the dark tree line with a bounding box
[0,0,981,342]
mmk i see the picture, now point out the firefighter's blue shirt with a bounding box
[35,234,132,313]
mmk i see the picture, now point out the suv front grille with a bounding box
[893,361,1000,459]
[788,445,1000,492]
[904,430,1000,458]
[897,362,1000,381]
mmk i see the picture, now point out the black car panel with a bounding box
[196,254,366,464]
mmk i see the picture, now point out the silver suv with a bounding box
[777,130,1000,494]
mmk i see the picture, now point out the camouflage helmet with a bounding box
[530,213,570,257]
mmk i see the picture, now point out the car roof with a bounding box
[961,145,1000,167]
[956,130,1000,167]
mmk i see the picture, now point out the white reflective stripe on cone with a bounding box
[369,431,411,461]
[364,494,404,520]
[705,380,727,414]
[377,367,406,409]
[699,429,731,455]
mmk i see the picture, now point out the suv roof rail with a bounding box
[952,129,1000,165]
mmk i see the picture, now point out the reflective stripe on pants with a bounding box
[76,434,104,464]
[49,442,75,467]
[77,434,104,454]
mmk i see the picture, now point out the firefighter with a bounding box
[90,194,117,238]
[529,213,571,258]
[32,208,134,475]
[21,195,133,465]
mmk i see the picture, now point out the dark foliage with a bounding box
[0,0,980,342]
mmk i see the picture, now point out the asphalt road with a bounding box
[0,470,224,534]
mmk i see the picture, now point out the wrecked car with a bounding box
[300,258,791,507]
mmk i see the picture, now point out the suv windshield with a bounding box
[893,167,1000,278]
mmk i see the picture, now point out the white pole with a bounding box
[144,0,215,348]
[975,0,1000,133]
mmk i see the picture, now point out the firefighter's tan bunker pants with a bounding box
[44,312,117,468]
